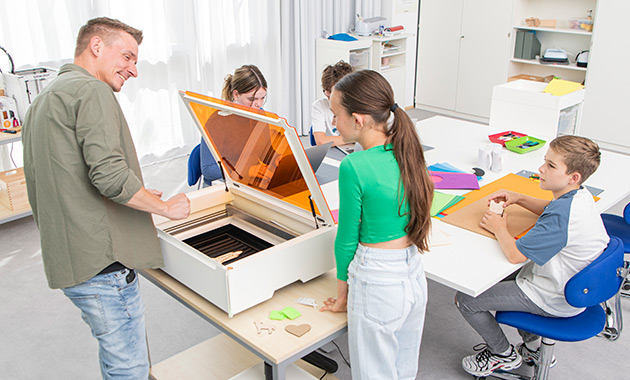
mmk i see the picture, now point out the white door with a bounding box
[579,1,630,152]
[455,0,514,118]
[415,0,464,111]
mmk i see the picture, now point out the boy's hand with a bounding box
[488,191,519,208]
[480,209,508,235]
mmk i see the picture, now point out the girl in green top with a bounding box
[320,70,434,379]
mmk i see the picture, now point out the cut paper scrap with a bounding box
[331,209,339,223]
[281,306,301,320]
[441,173,555,216]
[431,191,464,217]
[430,171,479,190]
[543,78,584,96]
[428,223,451,247]
[442,191,539,240]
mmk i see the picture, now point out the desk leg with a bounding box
[266,361,288,380]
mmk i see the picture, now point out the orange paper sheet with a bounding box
[442,174,554,215]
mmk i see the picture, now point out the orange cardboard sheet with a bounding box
[442,192,539,240]
[440,173,600,240]
[442,173,554,215]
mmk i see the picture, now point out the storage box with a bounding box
[508,74,554,83]
[488,131,527,146]
[505,136,546,154]
[155,92,336,317]
[349,50,369,68]
[569,18,593,31]
[489,80,585,138]
[0,167,29,211]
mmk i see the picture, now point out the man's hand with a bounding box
[147,189,163,198]
[164,193,190,220]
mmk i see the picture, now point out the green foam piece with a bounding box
[269,310,286,320]
[282,306,301,320]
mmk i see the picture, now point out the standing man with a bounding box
[22,17,190,379]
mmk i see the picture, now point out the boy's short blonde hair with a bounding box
[549,135,601,184]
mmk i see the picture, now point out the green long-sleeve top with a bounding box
[334,144,409,281]
[22,64,162,289]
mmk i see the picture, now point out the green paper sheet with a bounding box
[431,191,465,217]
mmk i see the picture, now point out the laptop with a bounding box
[305,141,333,172]
[266,142,333,189]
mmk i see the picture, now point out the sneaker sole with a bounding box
[522,357,557,368]
[462,358,523,377]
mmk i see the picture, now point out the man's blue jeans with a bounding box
[62,269,149,380]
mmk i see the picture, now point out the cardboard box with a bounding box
[540,19,557,28]
[508,74,555,83]
[0,167,29,211]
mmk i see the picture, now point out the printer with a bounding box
[355,16,387,36]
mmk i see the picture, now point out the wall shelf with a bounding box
[513,25,592,36]
[511,58,587,71]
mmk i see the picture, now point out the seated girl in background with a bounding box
[200,64,267,185]
[320,70,434,380]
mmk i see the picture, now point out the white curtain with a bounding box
[0,0,380,196]
[279,0,381,137]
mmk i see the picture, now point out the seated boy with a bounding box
[311,60,353,146]
[456,135,609,377]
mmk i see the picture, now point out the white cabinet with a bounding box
[369,34,409,106]
[415,0,513,121]
[579,1,630,153]
[315,34,411,107]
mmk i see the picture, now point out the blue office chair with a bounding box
[486,237,627,380]
[601,202,630,297]
[309,126,317,146]
[187,143,202,188]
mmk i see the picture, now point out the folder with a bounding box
[514,30,525,59]
[522,32,541,60]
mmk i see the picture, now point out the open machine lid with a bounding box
[180,91,334,226]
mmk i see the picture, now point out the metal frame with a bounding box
[140,270,347,380]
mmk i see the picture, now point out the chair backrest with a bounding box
[187,144,202,186]
[624,202,630,224]
[309,126,316,146]
[565,236,624,308]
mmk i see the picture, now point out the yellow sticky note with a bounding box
[543,78,584,96]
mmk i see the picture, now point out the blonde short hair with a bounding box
[549,135,601,184]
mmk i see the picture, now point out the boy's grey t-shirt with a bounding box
[515,187,609,317]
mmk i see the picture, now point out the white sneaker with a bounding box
[516,343,557,368]
[462,344,522,377]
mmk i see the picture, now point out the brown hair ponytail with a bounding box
[221,64,267,102]
[334,70,433,252]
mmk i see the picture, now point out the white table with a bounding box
[321,116,630,297]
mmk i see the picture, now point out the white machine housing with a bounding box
[155,92,337,317]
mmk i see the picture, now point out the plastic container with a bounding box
[569,18,593,31]
[505,136,546,154]
[349,50,369,67]
[488,131,527,146]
